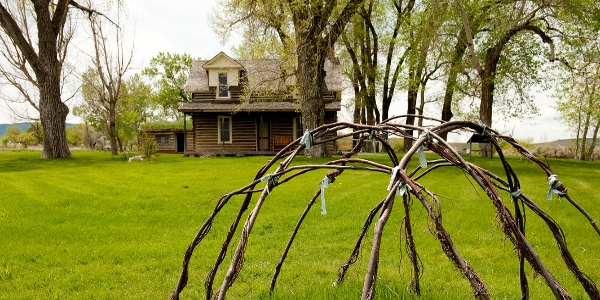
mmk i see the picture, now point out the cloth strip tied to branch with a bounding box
[417,130,431,169]
[510,189,522,201]
[261,174,278,195]
[300,130,313,150]
[321,177,330,215]
[547,174,565,200]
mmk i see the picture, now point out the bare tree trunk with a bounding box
[381,1,414,122]
[27,1,73,158]
[404,64,419,152]
[580,113,590,160]
[108,102,118,155]
[440,28,467,140]
[352,72,362,148]
[38,72,72,158]
[586,118,599,160]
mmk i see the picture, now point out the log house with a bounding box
[179,52,343,156]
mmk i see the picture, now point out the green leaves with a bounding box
[142,52,194,121]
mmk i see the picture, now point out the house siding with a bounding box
[192,113,257,154]
[186,111,337,155]
[208,70,240,87]
[145,129,193,154]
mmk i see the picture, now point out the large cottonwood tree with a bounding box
[0,0,77,157]
[451,0,593,157]
[453,0,580,128]
[214,0,366,157]
[0,0,107,158]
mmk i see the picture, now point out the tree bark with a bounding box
[381,0,414,122]
[35,2,72,158]
[297,41,326,157]
[39,74,72,158]
[109,102,118,155]
[291,0,366,157]
[586,119,600,160]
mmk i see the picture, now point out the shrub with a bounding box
[15,132,36,149]
[1,136,9,147]
[138,131,158,158]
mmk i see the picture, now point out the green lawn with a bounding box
[0,150,598,299]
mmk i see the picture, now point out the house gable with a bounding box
[202,52,245,88]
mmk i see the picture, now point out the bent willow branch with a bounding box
[170,117,599,300]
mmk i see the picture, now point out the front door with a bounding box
[258,118,270,151]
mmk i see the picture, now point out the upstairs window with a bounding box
[218,116,232,143]
[218,73,229,98]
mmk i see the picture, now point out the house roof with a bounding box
[183,53,344,93]
[179,100,341,113]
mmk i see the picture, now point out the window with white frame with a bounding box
[218,73,229,98]
[218,116,232,143]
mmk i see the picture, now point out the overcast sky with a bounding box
[0,0,572,143]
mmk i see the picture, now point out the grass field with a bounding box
[0,150,599,299]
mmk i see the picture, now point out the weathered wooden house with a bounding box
[179,52,343,156]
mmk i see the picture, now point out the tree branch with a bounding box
[0,3,40,72]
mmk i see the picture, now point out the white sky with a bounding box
[0,0,572,143]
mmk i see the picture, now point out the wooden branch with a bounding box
[452,0,483,75]
[0,3,40,73]
[172,118,598,299]
[69,0,120,28]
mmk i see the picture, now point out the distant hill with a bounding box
[0,123,77,137]
[534,138,600,147]
[0,123,31,137]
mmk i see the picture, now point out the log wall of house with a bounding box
[188,111,338,155]
[191,113,257,154]
[269,113,297,152]
[324,111,337,154]
[156,134,177,153]
[185,132,195,152]
[146,130,194,154]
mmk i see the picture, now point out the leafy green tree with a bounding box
[4,125,24,147]
[340,0,415,150]
[79,9,133,155]
[75,72,151,153]
[142,52,193,121]
[453,0,591,128]
[116,74,153,150]
[26,121,43,145]
[66,125,82,147]
[16,131,36,148]
[4,125,36,148]
[450,0,598,157]
[5,125,22,142]
[555,44,600,161]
